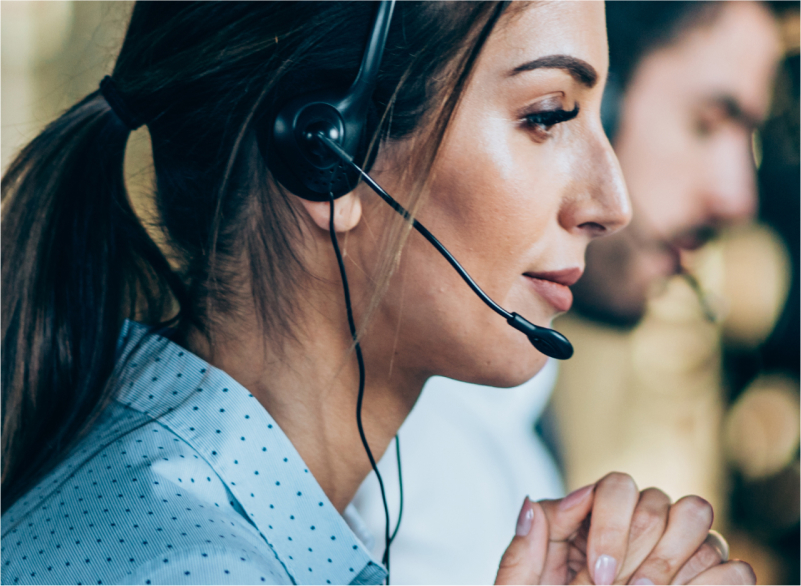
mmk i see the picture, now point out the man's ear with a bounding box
[297,191,362,233]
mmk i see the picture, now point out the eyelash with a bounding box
[523,104,580,138]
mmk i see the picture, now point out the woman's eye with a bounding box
[523,103,580,138]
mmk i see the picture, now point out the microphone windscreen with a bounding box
[507,312,574,360]
[528,331,573,360]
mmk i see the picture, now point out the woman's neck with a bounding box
[184,299,425,513]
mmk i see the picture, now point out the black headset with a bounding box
[260,2,574,581]
[262,0,574,361]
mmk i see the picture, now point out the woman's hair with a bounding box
[1,2,510,511]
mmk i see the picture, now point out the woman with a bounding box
[1,2,751,585]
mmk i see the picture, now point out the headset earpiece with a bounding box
[260,5,402,581]
[260,2,394,202]
[262,98,359,201]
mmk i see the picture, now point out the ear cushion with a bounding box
[256,97,383,202]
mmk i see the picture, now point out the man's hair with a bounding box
[601,2,725,142]
[606,1,725,91]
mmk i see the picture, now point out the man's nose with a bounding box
[560,131,632,239]
[703,134,758,224]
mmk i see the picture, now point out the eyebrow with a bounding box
[709,94,762,130]
[510,55,598,88]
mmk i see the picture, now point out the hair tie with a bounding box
[99,76,145,130]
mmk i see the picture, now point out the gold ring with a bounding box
[704,530,729,562]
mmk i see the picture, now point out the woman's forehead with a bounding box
[486,1,609,80]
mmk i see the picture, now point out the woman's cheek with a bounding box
[435,127,541,249]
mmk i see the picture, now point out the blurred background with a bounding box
[1,2,799,584]
[547,3,800,585]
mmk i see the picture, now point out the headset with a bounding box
[263,0,574,359]
[260,1,575,580]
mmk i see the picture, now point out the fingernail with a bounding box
[516,496,534,537]
[593,554,617,585]
[559,484,594,510]
[633,579,654,585]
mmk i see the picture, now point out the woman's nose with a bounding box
[560,131,631,238]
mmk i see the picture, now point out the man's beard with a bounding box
[569,222,720,329]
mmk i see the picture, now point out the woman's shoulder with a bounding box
[1,404,291,585]
[2,324,387,585]
[114,545,292,585]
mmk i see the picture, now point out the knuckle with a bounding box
[601,471,638,495]
[675,544,721,581]
[694,542,724,567]
[641,487,671,507]
[497,543,526,573]
[731,561,757,584]
[674,495,714,528]
[498,554,521,572]
[629,506,666,540]
[642,554,675,578]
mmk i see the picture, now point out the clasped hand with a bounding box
[495,473,754,585]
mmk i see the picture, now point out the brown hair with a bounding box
[1,1,509,511]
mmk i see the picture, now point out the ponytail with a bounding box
[1,90,186,511]
[1,1,511,513]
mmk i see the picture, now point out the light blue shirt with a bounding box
[2,321,387,585]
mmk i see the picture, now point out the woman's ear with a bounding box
[297,191,362,233]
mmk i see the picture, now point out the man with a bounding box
[552,0,781,502]
[354,3,781,583]
[573,1,779,326]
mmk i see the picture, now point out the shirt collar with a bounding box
[114,320,387,585]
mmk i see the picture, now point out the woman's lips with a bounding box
[523,268,583,313]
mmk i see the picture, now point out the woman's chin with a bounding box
[492,353,549,388]
[450,341,551,389]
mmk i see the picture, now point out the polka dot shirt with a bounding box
[1,321,387,585]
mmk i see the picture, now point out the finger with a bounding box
[496,498,549,585]
[615,488,671,583]
[685,560,756,585]
[628,496,714,585]
[568,489,671,585]
[537,484,596,584]
[671,531,729,585]
[569,568,593,584]
[539,484,596,541]
[586,472,640,585]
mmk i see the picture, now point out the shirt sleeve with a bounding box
[116,545,291,585]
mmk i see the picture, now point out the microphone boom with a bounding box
[316,133,574,360]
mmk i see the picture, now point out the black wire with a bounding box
[390,437,403,543]
[317,133,513,321]
[316,132,576,362]
[327,191,396,583]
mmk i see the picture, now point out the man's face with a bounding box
[573,2,781,326]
